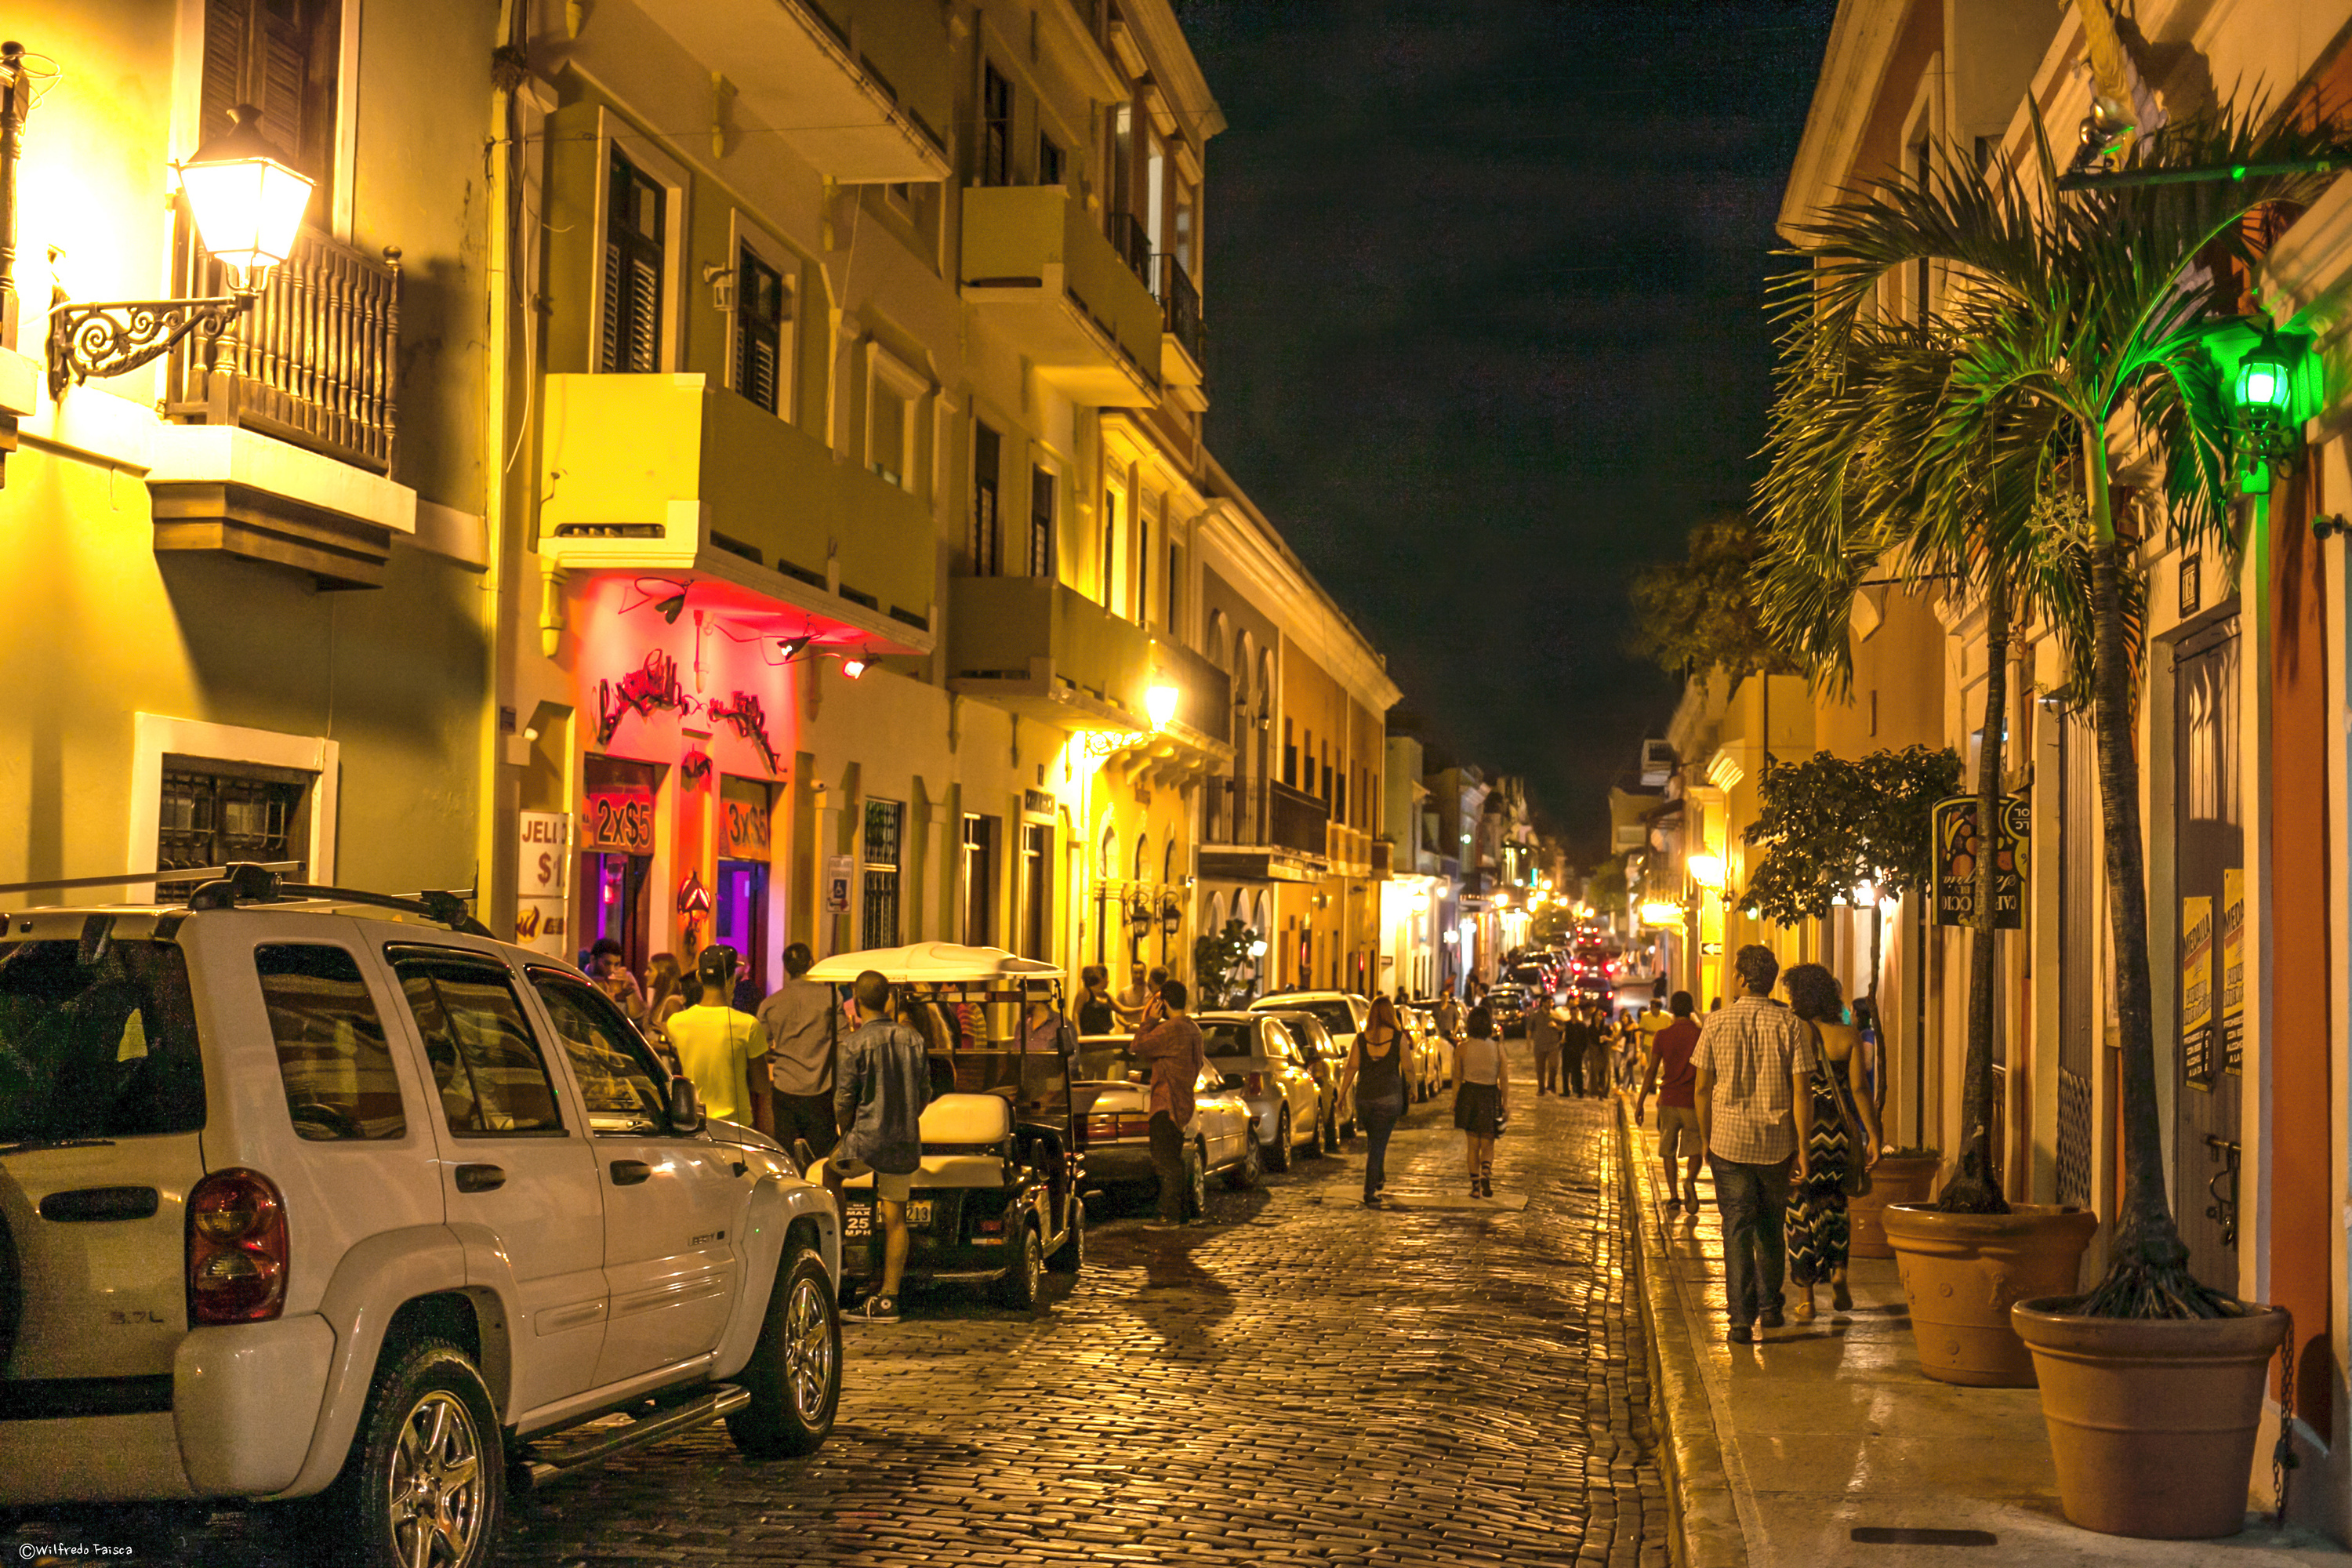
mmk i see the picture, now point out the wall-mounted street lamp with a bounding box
[1686,852,1726,891]
[1145,681,1180,730]
[1638,900,1685,927]
[49,105,314,397]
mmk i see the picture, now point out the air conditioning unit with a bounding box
[1639,739,1676,788]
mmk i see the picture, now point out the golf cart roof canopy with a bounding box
[804,942,1063,985]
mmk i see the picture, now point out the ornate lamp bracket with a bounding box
[47,291,245,399]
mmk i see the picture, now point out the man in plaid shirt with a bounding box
[1693,944,1817,1344]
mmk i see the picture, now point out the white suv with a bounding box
[0,867,841,1568]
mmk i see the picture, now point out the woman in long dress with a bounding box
[1781,964,1883,1321]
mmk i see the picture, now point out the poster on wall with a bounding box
[582,768,658,854]
[2219,869,2245,1075]
[2181,894,2215,1086]
[515,811,572,957]
[1931,793,2030,928]
[721,776,773,862]
[826,854,854,914]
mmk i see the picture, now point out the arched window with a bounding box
[1133,831,1150,884]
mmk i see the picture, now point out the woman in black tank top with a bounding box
[1341,996,1410,1207]
[1075,964,1117,1035]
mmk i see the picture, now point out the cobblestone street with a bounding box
[7,1070,1666,1568]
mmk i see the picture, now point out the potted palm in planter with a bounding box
[1755,310,2101,1387]
[1785,103,2335,1534]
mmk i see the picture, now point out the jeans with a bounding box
[1359,1094,1403,1200]
[1150,1111,1186,1222]
[1710,1153,1794,1325]
[1564,1048,1587,1096]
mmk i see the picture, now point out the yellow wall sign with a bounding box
[2182,894,2215,1085]
[2219,869,2245,1075]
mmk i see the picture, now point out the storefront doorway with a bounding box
[2172,616,2242,1294]
[578,755,659,978]
[717,775,775,1000]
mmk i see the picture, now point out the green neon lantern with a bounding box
[2231,328,2295,418]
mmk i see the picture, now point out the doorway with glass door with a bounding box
[2172,617,2242,1293]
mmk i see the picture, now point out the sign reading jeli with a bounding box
[1931,793,2030,929]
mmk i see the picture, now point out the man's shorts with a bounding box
[1657,1106,1701,1167]
[831,1156,914,1203]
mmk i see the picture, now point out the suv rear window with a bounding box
[258,944,405,1141]
[0,937,203,1145]
[1283,1001,1355,1038]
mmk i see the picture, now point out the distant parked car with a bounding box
[1254,1007,1353,1144]
[1073,1036,1260,1213]
[1195,1011,1325,1170]
[1486,983,1531,1036]
[1250,990,1369,1134]
[1397,1006,1444,1101]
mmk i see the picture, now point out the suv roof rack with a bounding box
[185,862,492,938]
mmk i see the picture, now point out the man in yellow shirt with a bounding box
[664,946,771,1136]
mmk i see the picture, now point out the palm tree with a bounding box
[1781,108,2338,1316]
[1755,310,2089,1213]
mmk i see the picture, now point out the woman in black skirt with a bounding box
[1454,1005,1508,1198]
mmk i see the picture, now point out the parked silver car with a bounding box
[1073,1036,1261,1212]
[1196,1011,1325,1171]
[1253,1007,1354,1145]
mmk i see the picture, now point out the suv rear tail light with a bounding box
[187,1168,288,1325]
[1244,1073,1265,1096]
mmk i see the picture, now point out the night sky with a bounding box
[1172,0,1839,857]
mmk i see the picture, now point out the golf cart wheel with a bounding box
[994,1221,1044,1309]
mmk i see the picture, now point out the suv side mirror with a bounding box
[668,1074,704,1134]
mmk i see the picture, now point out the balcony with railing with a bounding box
[961,185,1160,406]
[947,575,1153,730]
[138,222,415,588]
[1269,782,1331,858]
[1107,211,1152,287]
[1150,633,1231,747]
[1157,253,1204,390]
[169,227,402,474]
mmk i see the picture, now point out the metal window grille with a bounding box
[158,761,310,895]
[980,65,1011,187]
[971,423,1002,575]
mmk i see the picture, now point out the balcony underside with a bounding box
[1198,845,1327,884]
[638,0,949,183]
[548,535,931,657]
[961,281,1159,406]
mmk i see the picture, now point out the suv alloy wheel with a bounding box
[336,1338,503,1568]
[728,1246,840,1458]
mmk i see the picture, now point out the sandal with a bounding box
[1792,1296,1817,1324]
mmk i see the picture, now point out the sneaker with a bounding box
[1726,1323,1754,1345]
[849,1295,900,1325]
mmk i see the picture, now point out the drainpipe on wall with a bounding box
[478,13,527,938]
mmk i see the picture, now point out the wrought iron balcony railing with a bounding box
[1159,254,1203,367]
[169,221,402,475]
[1106,211,1152,288]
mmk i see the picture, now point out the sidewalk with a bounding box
[1614,1100,2350,1568]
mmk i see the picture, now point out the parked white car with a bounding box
[0,866,841,1568]
[1192,1011,1325,1170]
[1072,1034,1261,1210]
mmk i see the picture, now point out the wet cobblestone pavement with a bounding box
[7,1071,1666,1566]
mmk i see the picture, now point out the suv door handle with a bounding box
[453,1163,506,1193]
[609,1160,652,1186]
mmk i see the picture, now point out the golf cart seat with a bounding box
[835,1093,1014,1192]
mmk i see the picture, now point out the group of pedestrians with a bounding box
[1670,944,1884,1342]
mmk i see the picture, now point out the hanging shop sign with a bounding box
[721,776,773,862]
[515,811,572,957]
[2182,894,2216,1086]
[707,691,780,775]
[596,649,691,746]
[825,854,855,913]
[583,769,659,855]
[1931,793,2030,928]
[2219,868,2245,1074]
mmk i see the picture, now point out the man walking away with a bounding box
[1528,998,1563,1095]
[1693,946,1815,1344]
[757,942,838,1167]
[1132,978,1206,1227]
[1584,1007,1613,1100]
[1561,1004,1590,1098]
[829,971,932,1324]
[1636,991,1704,1213]
[665,946,771,1138]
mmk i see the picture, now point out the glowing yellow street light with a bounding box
[1145,682,1181,729]
[176,107,315,288]
[1639,900,1684,926]
[1686,853,1726,890]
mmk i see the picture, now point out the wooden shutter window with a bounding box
[734,247,785,415]
[201,0,339,220]
[601,154,666,375]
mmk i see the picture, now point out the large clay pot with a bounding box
[1848,1152,1940,1260]
[2013,1298,2287,1539]
[1881,1203,2097,1386]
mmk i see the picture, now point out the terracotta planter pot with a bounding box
[2012,1298,2286,1539]
[1881,1203,2097,1386]
[1847,1152,1940,1260]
